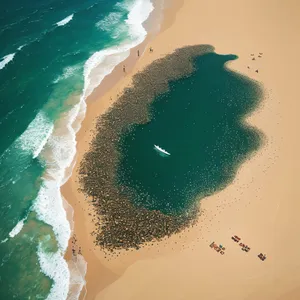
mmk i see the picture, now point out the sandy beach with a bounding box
[62,0,300,299]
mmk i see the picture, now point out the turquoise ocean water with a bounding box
[0,0,154,298]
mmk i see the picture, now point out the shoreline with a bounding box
[63,0,300,299]
[62,0,183,299]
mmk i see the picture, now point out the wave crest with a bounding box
[9,218,25,238]
[96,12,126,39]
[16,111,54,159]
[0,53,16,70]
[53,65,81,84]
[37,241,70,300]
[6,0,156,299]
[56,14,74,27]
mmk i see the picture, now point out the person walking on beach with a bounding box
[150,46,153,53]
[137,50,140,57]
[123,65,126,72]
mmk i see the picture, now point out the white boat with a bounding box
[154,145,171,156]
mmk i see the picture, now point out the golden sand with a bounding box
[62,0,300,299]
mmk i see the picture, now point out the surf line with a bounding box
[154,144,171,156]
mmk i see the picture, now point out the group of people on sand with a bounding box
[248,52,263,74]
[122,46,154,73]
[232,235,251,251]
[210,241,226,255]
[232,235,266,261]
[258,253,267,261]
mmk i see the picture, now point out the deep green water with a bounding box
[117,52,262,214]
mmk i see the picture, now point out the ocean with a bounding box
[0,0,155,298]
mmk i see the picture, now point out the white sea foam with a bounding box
[53,65,81,84]
[17,111,54,159]
[37,242,70,300]
[0,111,54,193]
[17,44,26,51]
[96,12,123,31]
[96,0,153,41]
[83,47,130,98]
[96,12,125,39]
[32,87,87,299]
[8,218,25,238]
[67,255,87,300]
[34,180,71,251]
[126,0,153,40]
[0,0,154,291]
[0,53,15,70]
[56,14,74,27]
[30,0,155,298]
[0,111,53,161]
[86,0,153,98]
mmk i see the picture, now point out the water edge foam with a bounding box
[28,0,155,298]
[8,218,26,238]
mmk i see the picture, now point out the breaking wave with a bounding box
[96,12,126,39]
[16,111,54,159]
[37,241,70,300]
[2,0,156,298]
[8,218,26,238]
[17,44,26,51]
[56,14,74,27]
[0,53,16,70]
[53,65,81,84]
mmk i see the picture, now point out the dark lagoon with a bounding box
[79,45,263,250]
[117,50,262,215]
